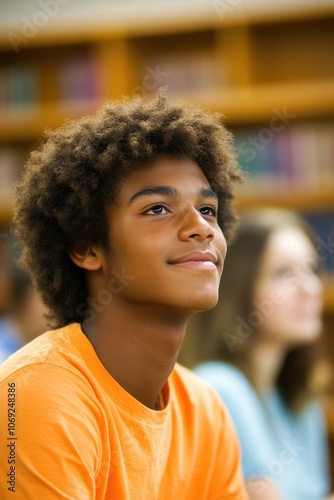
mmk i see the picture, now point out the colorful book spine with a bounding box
[234,121,334,197]
[8,65,38,117]
[58,56,100,111]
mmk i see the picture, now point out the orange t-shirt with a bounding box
[0,323,248,499]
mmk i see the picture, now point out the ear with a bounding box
[68,243,103,271]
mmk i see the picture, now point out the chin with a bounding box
[290,326,322,345]
[188,293,219,313]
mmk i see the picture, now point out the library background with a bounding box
[1,0,334,478]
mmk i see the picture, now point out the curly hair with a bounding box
[13,92,241,327]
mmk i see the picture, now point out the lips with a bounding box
[169,252,218,270]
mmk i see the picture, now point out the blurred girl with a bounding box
[194,209,333,500]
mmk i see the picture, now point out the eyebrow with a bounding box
[128,185,218,206]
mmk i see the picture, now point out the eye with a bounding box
[199,206,217,217]
[303,262,319,275]
[273,267,294,279]
[145,204,168,215]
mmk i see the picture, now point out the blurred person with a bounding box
[0,93,248,499]
[194,209,333,500]
[0,235,49,362]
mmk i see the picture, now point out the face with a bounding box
[252,227,323,347]
[98,157,227,316]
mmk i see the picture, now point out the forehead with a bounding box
[118,156,211,199]
[263,227,315,266]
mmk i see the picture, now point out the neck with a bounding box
[248,339,286,396]
[82,303,189,410]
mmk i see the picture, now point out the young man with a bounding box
[0,93,248,499]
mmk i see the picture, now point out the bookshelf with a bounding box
[1,2,334,481]
[1,6,333,298]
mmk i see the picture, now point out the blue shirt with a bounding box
[193,361,330,500]
[0,319,23,363]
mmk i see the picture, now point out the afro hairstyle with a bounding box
[14,91,242,327]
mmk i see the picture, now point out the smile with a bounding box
[169,251,218,270]
[172,260,217,270]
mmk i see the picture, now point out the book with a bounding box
[234,120,334,199]
[8,65,38,118]
[58,56,100,112]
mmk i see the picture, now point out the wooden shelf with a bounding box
[0,204,13,225]
[1,77,334,141]
[0,100,103,141]
[182,78,334,123]
[235,190,334,212]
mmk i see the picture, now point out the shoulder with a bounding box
[193,360,247,384]
[192,362,272,446]
[170,363,232,424]
[0,325,104,498]
[1,321,80,362]
[171,363,244,456]
[301,399,325,422]
[296,398,327,440]
[193,361,257,406]
[169,363,249,450]
[0,323,93,396]
[0,323,104,437]
[170,365,249,499]
[267,390,326,431]
[172,362,224,402]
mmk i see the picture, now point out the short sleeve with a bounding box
[0,363,106,499]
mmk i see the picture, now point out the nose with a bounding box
[178,208,214,242]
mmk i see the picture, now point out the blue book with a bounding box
[304,212,334,274]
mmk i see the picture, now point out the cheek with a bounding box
[118,237,165,282]
[254,275,300,308]
[253,282,294,326]
[216,230,227,258]
[253,297,295,340]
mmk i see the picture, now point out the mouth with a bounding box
[169,251,218,271]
